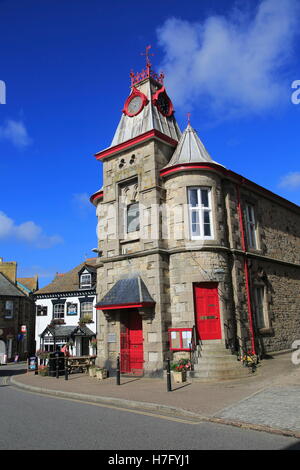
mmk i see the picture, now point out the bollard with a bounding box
[65,357,68,381]
[116,355,120,385]
[166,358,172,392]
[56,355,59,379]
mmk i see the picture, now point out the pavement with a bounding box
[7,351,300,439]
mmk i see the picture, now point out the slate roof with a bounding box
[164,123,224,169]
[35,258,97,296]
[17,276,38,293]
[0,273,25,297]
[96,276,155,308]
[40,324,95,338]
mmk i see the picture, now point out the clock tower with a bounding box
[92,48,181,376]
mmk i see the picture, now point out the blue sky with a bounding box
[0,0,299,287]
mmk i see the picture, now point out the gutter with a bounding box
[236,183,256,356]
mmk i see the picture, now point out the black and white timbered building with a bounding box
[34,258,97,356]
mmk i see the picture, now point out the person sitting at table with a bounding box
[61,344,70,357]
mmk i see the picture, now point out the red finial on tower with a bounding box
[141,45,154,68]
[130,46,164,87]
[187,112,191,125]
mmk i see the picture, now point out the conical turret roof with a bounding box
[163,123,224,169]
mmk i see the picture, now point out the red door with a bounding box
[120,309,144,374]
[194,283,222,340]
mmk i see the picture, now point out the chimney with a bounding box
[0,258,17,283]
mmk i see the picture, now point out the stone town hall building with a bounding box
[90,55,300,379]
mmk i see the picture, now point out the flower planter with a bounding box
[38,367,49,377]
[88,367,97,377]
[172,370,187,383]
[96,369,107,380]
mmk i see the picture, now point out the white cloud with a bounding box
[0,211,63,248]
[0,119,32,148]
[72,192,91,210]
[72,192,93,218]
[279,172,300,190]
[157,0,300,119]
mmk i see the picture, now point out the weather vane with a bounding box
[141,45,154,68]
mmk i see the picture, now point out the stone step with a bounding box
[189,367,251,380]
[198,349,235,357]
[197,355,239,364]
[197,343,229,351]
[200,340,225,345]
[193,361,243,371]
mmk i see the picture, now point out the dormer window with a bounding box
[80,273,92,289]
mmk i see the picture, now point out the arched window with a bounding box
[127,202,140,233]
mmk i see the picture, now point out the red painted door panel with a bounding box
[194,283,221,340]
[120,309,144,374]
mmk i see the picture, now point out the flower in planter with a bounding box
[79,314,94,325]
[36,350,50,360]
[38,365,49,376]
[170,358,192,372]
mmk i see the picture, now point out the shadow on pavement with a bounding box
[0,366,27,378]
[172,382,192,391]
[283,441,300,450]
[120,378,142,385]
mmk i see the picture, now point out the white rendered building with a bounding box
[34,259,97,356]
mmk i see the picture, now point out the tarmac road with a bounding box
[0,364,299,451]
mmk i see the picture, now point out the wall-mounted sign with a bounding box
[21,325,27,333]
[67,303,78,315]
[168,328,193,351]
[107,333,116,343]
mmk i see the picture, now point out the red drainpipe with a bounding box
[236,183,256,355]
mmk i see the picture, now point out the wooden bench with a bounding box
[66,356,96,374]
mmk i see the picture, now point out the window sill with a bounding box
[120,237,140,245]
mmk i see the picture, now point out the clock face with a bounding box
[127,95,143,116]
[157,93,171,116]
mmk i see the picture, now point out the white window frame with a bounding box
[126,202,140,234]
[188,187,214,240]
[4,300,14,318]
[245,203,258,249]
[53,303,65,319]
[80,301,93,318]
[80,273,92,289]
